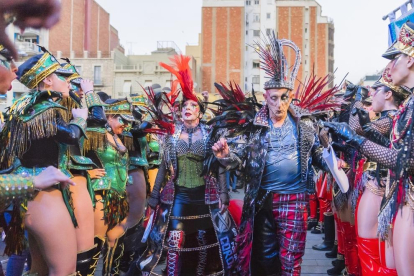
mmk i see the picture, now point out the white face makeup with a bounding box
[181,99,201,123]
[265,88,293,122]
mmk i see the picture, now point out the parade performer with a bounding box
[211,33,339,276]
[130,55,237,276]
[354,65,406,275]
[119,103,151,272]
[323,21,414,276]
[84,93,134,275]
[0,49,87,276]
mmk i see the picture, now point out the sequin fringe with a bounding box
[378,196,395,241]
[4,200,27,256]
[101,190,129,230]
[83,130,107,153]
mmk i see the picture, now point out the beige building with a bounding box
[114,42,198,98]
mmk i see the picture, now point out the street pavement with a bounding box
[0,189,332,275]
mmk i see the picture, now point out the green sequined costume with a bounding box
[0,90,87,255]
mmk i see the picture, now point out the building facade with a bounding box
[201,0,335,95]
[201,0,246,97]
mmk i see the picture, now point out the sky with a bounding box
[95,0,404,84]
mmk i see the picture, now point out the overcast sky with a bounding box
[95,0,404,84]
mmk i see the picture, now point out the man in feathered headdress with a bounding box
[212,32,332,276]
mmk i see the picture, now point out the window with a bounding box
[245,45,248,51]
[75,66,82,75]
[254,0,260,4]
[246,0,251,5]
[252,75,260,84]
[253,30,260,36]
[144,80,152,88]
[123,80,131,94]
[253,14,260,22]
[266,28,272,36]
[246,30,248,35]
[93,66,102,85]
[305,28,308,33]
[253,61,260,69]
[165,80,172,88]
[267,13,271,19]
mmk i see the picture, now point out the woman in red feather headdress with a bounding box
[128,55,238,276]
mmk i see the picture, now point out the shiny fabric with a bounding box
[252,192,307,276]
[174,185,205,205]
[334,213,344,255]
[308,194,318,220]
[90,142,129,194]
[233,105,327,276]
[261,115,303,194]
[342,222,361,275]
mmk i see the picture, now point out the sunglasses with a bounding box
[0,59,10,70]
[55,74,68,82]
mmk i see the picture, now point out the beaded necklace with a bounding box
[182,125,200,149]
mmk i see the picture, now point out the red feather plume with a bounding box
[160,55,197,102]
[294,72,342,113]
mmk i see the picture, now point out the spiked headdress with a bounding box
[294,73,342,114]
[254,31,301,91]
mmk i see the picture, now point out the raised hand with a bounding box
[212,138,230,159]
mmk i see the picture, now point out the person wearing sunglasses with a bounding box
[83,93,134,274]
[0,47,88,276]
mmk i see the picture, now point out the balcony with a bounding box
[114,65,142,72]
[15,41,42,57]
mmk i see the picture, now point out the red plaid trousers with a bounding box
[272,193,308,276]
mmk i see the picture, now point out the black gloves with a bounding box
[362,124,391,147]
[130,121,152,138]
[353,108,371,127]
[322,121,366,149]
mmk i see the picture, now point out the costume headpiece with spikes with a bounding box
[294,72,342,114]
[160,55,205,113]
[254,31,301,91]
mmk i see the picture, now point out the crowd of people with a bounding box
[0,1,414,276]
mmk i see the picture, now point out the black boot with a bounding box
[312,212,334,251]
[307,218,318,231]
[327,254,345,275]
[325,240,338,258]
[311,221,324,234]
[102,232,126,276]
[89,236,105,276]
[119,220,146,273]
[76,245,96,276]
